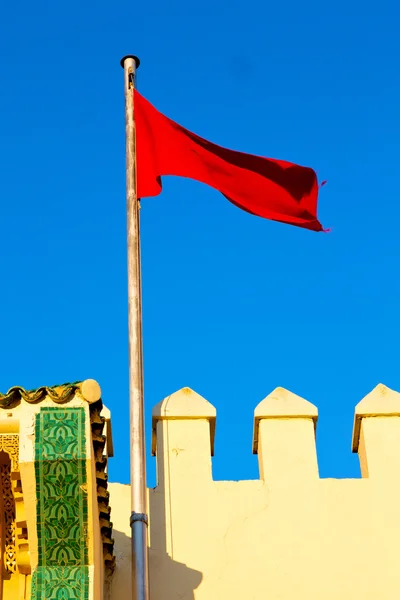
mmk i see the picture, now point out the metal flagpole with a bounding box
[120,54,149,600]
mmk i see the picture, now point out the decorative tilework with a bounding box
[31,407,89,600]
[31,566,89,599]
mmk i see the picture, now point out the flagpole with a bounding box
[120,54,149,600]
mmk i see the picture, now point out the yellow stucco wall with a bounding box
[109,383,400,600]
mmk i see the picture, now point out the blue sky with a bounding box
[1,0,399,485]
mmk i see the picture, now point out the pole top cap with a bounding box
[120,55,140,69]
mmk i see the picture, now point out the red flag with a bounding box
[134,90,324,232]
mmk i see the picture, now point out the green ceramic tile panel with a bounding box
[31,407,90,600]
[31,566,89,600]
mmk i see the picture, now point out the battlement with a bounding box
[110,382,400,600]
[151,383,400,483]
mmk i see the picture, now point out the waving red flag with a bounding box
[134,90,324,232]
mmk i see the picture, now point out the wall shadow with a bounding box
[110,422,203,599]
[111,505,202,600]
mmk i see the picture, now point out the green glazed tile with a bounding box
[32,408,89,600]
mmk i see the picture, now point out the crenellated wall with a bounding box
[110,383,400,600]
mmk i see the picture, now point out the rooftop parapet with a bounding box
[353,383,400,479]
[253,387,319,482]
[152,387,216,486]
